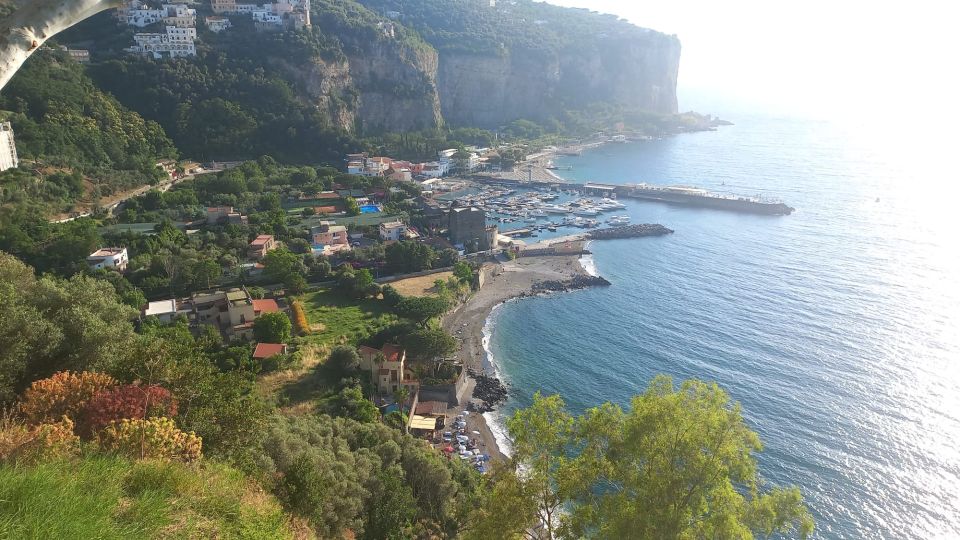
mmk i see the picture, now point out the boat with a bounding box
[622,184,794,215]
[607,215,631,225]
[573,209,599,216]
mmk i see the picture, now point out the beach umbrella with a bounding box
[443,446,454,453]
[472,430,481,435]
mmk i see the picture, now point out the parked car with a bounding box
[442,432,453,442]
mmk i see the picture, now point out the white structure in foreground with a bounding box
[87,247,129,272]
[0,122,18,172]
[128,26,197,58]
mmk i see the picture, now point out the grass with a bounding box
[0,457,291,539]
[386,271,453,297]
[300,288,400,346]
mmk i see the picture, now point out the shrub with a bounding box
[290,299,310,335]
[0,416,80,465]
[81,384,178,437]
[98,417,202,462]
[21,371,118,425]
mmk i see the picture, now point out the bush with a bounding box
[290,299,310,335]
[20,371,118,425]
[98,417,202,462]
[0,416,79,465]
[327,346,361,376]
[81,384,178,437]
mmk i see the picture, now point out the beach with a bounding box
[441,253,589,459]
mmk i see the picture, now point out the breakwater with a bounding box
[588,223,674,240]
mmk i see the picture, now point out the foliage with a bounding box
[19,371,118,425]
[402,328,458,362]
[345,196,361,216]
[290,299,310,335]
[0,253,137,403]
[327,345,362,377]
[381,284,403,306]
[324,384,380,423]
[469,377,814,539]
[0,456,292,538]
[385,240,436,274]
[98,417,202,462]
[394,295,450,327]
[256,414,481,538]
[454,260,475,284]
[261,246,306,285]
[81,384,178,437]
[0,416,79,465]
[253,312,293,344]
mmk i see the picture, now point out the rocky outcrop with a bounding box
[291,38,443,134]
[436,34,680,128]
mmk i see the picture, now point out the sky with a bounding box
[544,0,960,122]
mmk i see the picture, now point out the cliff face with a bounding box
[436,35,680,128]
[293,38,442,134]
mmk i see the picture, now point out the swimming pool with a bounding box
[359,204,381,214]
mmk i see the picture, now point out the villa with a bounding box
[358,343,418,397]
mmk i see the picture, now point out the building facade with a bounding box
[248,234,277,259]
[448,206,489,249]
[379,221,407,242]
[87,247,129,272]
[0,122,18,172]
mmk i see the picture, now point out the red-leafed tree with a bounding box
[81,384,178,437]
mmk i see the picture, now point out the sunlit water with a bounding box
[484,115,960,539]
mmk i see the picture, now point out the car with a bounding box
[442,432,453,442]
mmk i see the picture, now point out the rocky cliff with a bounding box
[436,35,680,128]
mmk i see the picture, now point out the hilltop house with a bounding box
[379,221,407,242]
[127,26,197,58]
[358,344,418,397]
[87,247,129,272]
[184,288,281,341]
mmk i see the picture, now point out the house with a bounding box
[87,247,129,272]
[127,26,197,58]
[59,46,90,63]
[358,344,418,396]
[379,221,407,242]
[252,298,280,317]
[252,343,288,360]
[185,287,276,341]
[386,167,412,182]
[206,206,246,225]
[205,16,232,32]
[0,122,17,172]
[311,221,348,246]
[142,299,178,322]
[248,234,277,259]
[162,3,197,27]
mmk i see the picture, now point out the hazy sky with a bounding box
[545,1,960,121]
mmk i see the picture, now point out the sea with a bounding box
[482,114,960,539]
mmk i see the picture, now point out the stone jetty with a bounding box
[531,274,611,293]
[588,223,673,240]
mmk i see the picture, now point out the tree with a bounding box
[253,312,292,343]
[363,467,418,539]
[381,284,403,306]
[469,377,815,539]
[385,241,436,274]
[394,296,449,328]
[328,384,379,423]
[453,261,474,284]
[345,197,361,216]
[401,328,457,362]
[436,248,459,267]
[327,346,361,377]
[262,246,305,285]
[81,383,178,437]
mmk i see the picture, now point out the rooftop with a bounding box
[88,247,126,258]
[252,299,280,314]
[253,343,287,359]
[380,221,405,230]
[382,343,404,363]
[250,234,274,246]
[143,299,177,316]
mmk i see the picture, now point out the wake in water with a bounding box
[579,240,599,276]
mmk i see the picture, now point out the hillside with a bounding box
[51,0,679,158]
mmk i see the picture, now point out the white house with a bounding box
[0,122,18,172]
[379,221,407,242]
[87,247,129,272]
[205,16,232,32]
[128,26,197,58]
[142,299,178,322]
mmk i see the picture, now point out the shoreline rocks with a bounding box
[468,369,508,413]
[531,274,611,293]
[588,223,673,240]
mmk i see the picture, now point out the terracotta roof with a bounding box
[253,343,287,359]
[382,343,404,363]
[250,234,273,246]
[252,299,280,314]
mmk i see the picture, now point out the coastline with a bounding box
[441,254,590,460]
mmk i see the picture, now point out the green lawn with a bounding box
[301,288,400,345]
